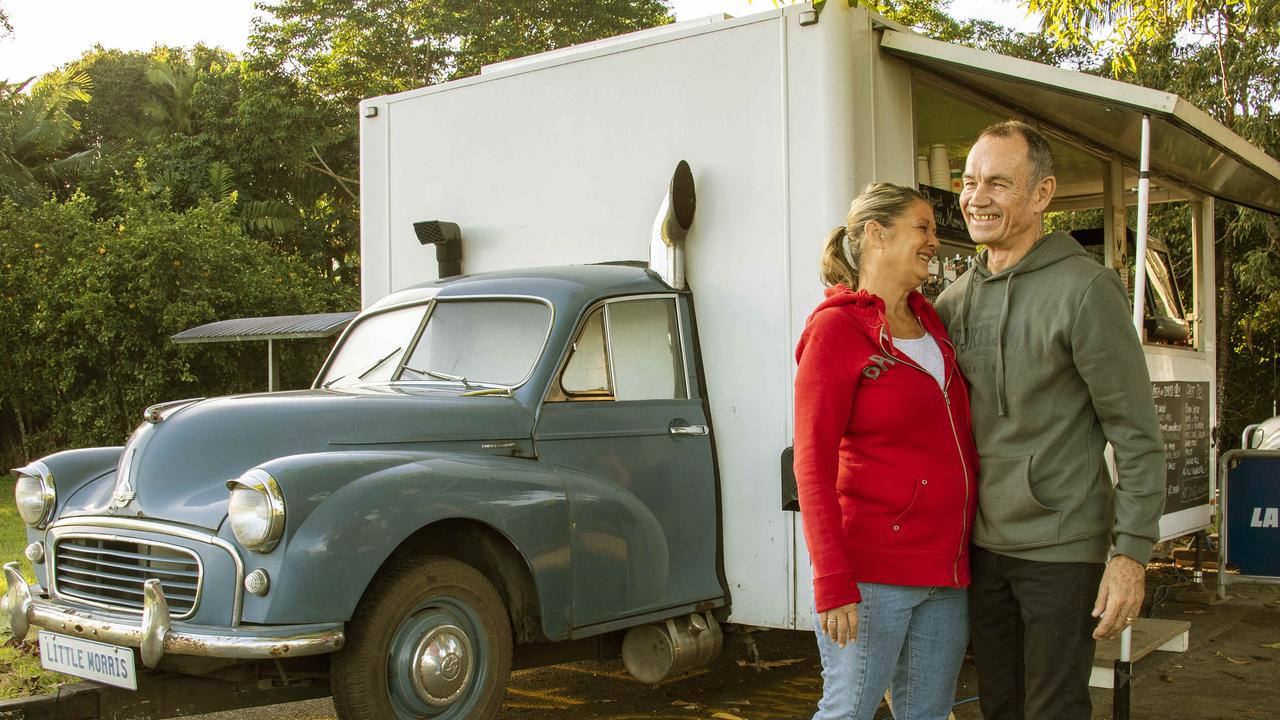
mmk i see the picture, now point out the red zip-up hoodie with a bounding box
[794,285,978,613]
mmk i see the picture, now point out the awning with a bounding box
[171,311,357,392]
[879,29,1280,216]
[170,312,357,345]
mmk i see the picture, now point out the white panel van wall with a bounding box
[368,12,797,627]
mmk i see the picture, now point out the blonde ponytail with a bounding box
[820,225,859,288]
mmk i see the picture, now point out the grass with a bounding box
[0,477,71,699]
[0,477,35,596]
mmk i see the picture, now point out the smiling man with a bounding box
[935,121,1166,720]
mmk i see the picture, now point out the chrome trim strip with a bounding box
[50,532,204,620]
[48,518,246,626]
[603,304,619,395]
[675,296,693,401]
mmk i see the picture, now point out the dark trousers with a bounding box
[969,546,1105,720]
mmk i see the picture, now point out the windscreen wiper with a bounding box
[402,365,473,388]
[322,347,402,388]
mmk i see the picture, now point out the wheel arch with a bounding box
[381,518,548,644]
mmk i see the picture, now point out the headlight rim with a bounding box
[13,461,56,529]
[226,468,286,553]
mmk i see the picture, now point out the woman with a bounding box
[794,183,978,720]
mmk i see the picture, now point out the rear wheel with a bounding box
[332,555,512,720]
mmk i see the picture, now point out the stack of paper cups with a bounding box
[928,144,951,189]
[916,156,930,186]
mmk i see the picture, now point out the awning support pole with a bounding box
[1132,115,1152,336]
[267,339,279,392]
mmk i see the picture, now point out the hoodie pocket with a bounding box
[881,478,923,546]
[974,455,1062,548]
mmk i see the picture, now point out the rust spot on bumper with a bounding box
[165,636,213,655]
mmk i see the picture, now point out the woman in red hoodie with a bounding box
[794,182,978,720]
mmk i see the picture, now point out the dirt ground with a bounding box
[185,564,1280,720]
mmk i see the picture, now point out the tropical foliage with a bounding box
[0,1,674,468]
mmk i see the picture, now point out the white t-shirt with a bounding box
[894,333,946,389]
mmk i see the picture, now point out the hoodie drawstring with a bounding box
[959,265,1014,417]
[994,270,1016,417]
[958,274,975,346]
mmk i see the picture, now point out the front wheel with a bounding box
[332,555,513,720]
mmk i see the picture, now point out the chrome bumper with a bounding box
[3,562,343,667]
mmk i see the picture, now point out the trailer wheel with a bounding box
[332,555,512,720]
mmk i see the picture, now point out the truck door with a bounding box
[535,294,722,629]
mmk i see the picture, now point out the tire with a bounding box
[332,555,513,720]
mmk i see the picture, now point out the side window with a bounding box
[608,299,686,401]
[560,308,612,397]
[554,298,687,402]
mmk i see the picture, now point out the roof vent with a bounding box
[413,220,463,278]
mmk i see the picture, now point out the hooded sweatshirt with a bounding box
[794,286,978,613]
[935,231,1165,565]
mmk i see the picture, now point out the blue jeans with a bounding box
[812,583,968,720]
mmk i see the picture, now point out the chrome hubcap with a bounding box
[410,624,474,707]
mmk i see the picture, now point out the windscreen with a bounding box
[398,299,552,387]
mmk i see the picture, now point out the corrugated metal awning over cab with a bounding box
[171,312,358,391]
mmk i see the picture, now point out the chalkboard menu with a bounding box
[917,185,972,243]
[1152,380,1211,514]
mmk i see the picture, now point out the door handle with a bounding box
[670,424,709,436]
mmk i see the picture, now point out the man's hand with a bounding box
[818,602,859,648]
[1091,554,1146,639]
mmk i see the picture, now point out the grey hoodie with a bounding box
[936,231,1165,564]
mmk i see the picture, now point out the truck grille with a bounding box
[53,536,202,619]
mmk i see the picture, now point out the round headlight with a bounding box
[14,463,55,528]
[226,469,285,553]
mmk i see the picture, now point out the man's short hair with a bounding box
[979,120,1055,185]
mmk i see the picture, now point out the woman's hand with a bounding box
[818,602,859,647]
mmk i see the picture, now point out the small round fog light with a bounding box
[244,568,271,597]
[24,542,45,564]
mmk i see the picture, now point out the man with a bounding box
[935,120,1165,720]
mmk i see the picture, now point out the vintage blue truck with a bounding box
[7,255,724,718]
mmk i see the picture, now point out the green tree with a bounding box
[0,183,355,464]
[249,0,675,105]
[1023,0,1254,73]
[0,70,95,205]
[61,47,360,279]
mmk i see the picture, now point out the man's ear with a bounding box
[1030,175,1057,213]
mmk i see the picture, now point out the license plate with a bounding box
[37,630,138,690]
